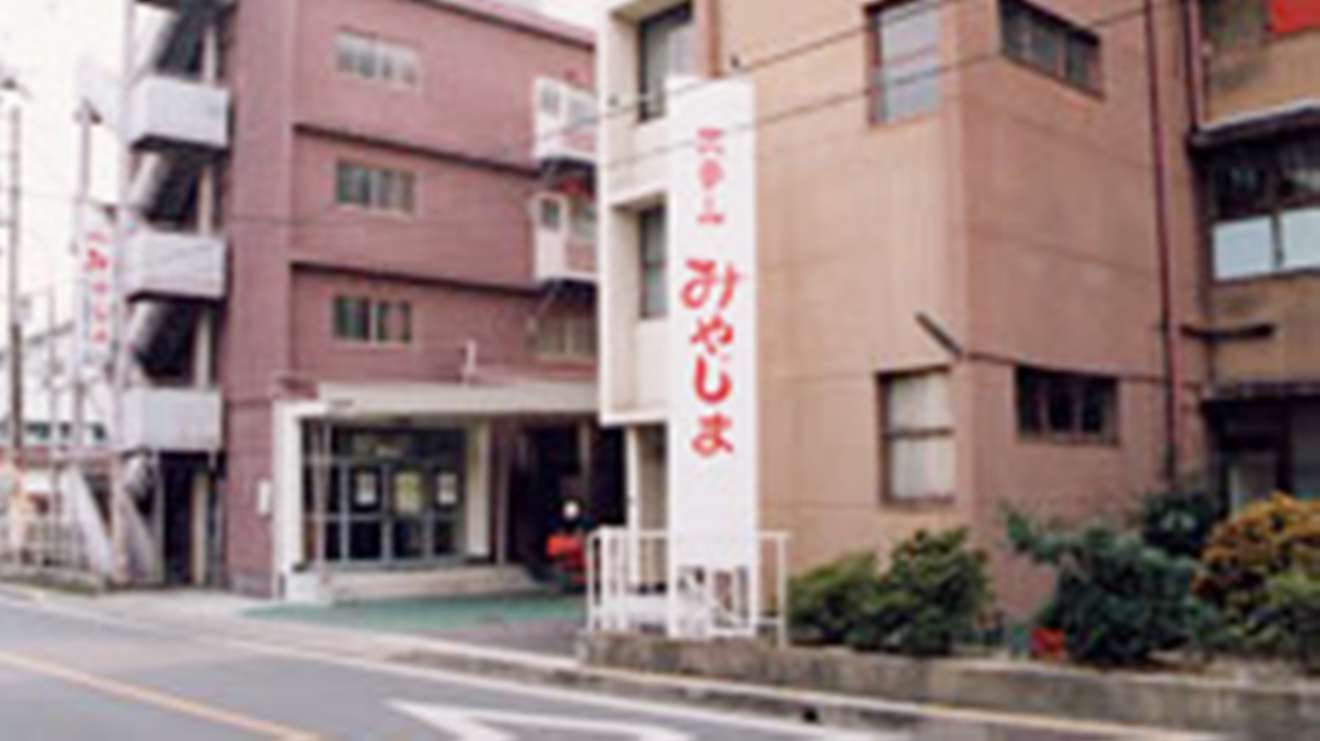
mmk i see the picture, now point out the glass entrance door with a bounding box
[307,427,469,567]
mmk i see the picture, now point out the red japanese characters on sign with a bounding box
[683,257,740,457]
[666,77,758,610]
[682,126,743,459]
[696,128,727,227]
[79,207,117,369]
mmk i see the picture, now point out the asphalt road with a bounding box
[0,595,1213,741]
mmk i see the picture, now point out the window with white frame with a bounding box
[868,0,943,124]
[1209,134,1320,281]
[334,296,413,345]
[336,31,420,89]
[336,162,417,215]
[639,206,668,318]
[880,370,955,502]
[533,313,597,361]
[638,3,695,121]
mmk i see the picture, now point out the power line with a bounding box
[612,0,1183,173]
[6,0,1186,279]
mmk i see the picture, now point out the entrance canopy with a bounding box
[316,380,598,420]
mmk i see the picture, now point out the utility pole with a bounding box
[110,0,138,585]
[4,103,21,468]
[71,104,94,461]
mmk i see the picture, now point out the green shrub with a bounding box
[1259,572,1320,674]
[1140,488,1226,559]
[1195,494,1320,625]
[788,552,878,645]
[1007,511,1208,667]
[847,529,991,658]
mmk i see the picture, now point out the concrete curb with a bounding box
[583,634,1320,739]
[1,587,1226,740]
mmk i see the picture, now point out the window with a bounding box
[868,0,942,124]
[638,4,695,121]
[336,31,419,89]
[303,428,466,566]
[1016,367,1118,444]
[533,314,598,361]
[881,371,955,502]
[639,206,668,318]
[571,199,597,244]
[1209,135,1320,280]
[539,197,564,231]
[335,162,416,215]
[1000,0,1101,93]
[334,296,413,345]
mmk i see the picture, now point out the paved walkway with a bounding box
[246,593,586,657]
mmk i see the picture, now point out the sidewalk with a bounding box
[0,584,1225,740]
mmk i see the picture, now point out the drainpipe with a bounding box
[1144,0,1182,489]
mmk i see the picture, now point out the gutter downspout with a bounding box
[1145,0,1183,488]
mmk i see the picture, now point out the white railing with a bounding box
[0,510,92,574]
[586,528,789,646]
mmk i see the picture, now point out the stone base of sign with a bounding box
[582,633,1320,736]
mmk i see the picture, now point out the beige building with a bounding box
[1193,0,1320,506]
[597,0,1212,609]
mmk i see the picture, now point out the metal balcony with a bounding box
[533,77,596,168]
[124,229,226,301]
[128,74,230,153]
[120,387,222,453]
[532,192,596,284]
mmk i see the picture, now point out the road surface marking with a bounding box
[393,700,695,740]
[0,594,1217,740]
[0,648,321,740]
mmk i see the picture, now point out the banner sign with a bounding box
[78,204,116,373]
[666,77,759,639]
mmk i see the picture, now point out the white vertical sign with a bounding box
[78,204,116,374]
[666,78,759,639]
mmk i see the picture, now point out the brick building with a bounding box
[120,0,616,599]
[595,0,1212,613]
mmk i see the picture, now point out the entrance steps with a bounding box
[293,565,544,604]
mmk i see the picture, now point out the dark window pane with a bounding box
[349,521,383,561]
[1080,379,1115,436]
[393,520,426,560]
[999,0,1101,93]
[1212,148,1274,220]
[1016,370,1044,435]
[1046,376,1077,433]
[640,207,668,318]
[432,520,458,557]
[1064,37,1098,90]
[1281,137,1320,205]
[324,521,343,561]
[638,4,694,120]
[375,302,393,343]
[397,302,413,344]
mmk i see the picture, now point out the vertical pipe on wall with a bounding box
[1145,0,1183,488]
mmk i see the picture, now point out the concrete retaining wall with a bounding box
[583,634,1320,736]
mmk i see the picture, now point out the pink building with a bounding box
[121,0,615,600]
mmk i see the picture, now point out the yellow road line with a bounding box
[0,649,321,740]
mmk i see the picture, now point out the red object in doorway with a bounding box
[1271,0,1320,35]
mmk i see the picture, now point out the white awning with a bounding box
[315,379,598,420]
